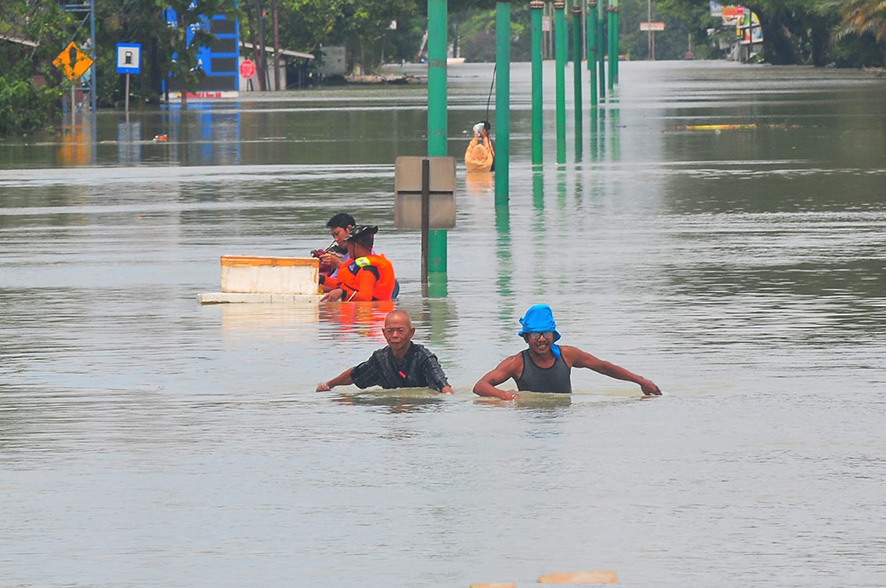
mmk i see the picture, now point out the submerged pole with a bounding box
[587,0,598,107]
[597,0,606,100]
[612,0,619,85]
[607,2,615,91]
[427,0,448,278]
[572,3,583,152]
[495,0,511,205]
[530,0,544,166]
[554,0,566,164]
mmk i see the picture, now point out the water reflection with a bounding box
[475,392,573,410]
[330,388,446,413]
[58,121,93,166]
[319,300,395,343]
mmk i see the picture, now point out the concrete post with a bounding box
[587,0,598,107]
[554,0,566,164]
[597,0,606,100]
[427,0,448,283]
[572,3,583,156]
[612,0,619,84]
[495,1,511,205]
[530,0,544,166]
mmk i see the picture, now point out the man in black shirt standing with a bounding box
[316,310,452,394]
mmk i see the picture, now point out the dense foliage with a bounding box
[660,0,886,66]
[2,0,885,135]
[0,0,72,135]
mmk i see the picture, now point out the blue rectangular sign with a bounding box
[116,43,142,75]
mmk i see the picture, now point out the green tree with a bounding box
[838,0,886,64]
[662,0,845,65]
[0,1,73,135]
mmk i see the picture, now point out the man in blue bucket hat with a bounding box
[473,304,661,400]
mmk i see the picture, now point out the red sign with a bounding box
[240,59,255,79]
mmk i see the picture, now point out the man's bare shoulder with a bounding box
[496,350,525,374]
[558,344,601,368]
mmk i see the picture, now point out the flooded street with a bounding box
[2,61,886,586]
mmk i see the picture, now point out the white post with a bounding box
[125,73,130,116]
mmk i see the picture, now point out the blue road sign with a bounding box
[116,43,142,75]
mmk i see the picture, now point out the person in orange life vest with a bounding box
[464,121,495,173]
[472,304,662,401]
[320,225,396,302]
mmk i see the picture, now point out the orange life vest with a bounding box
[333,254,396,301]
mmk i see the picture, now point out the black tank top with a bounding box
[516,349,572,393]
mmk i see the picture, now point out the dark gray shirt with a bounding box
[350,343,450,392]
[516,349,572,393]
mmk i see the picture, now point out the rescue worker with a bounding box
[464,121,495,173]
[472,304,662,400]
[320,225,396,302]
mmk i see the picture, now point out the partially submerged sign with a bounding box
[53,42,94,81]
[394,156,456,230]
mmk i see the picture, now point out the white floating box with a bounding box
[198,255,321,304]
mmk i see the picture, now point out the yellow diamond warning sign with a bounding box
[53,42,94,81]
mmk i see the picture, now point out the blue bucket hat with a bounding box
[518,304,561,342]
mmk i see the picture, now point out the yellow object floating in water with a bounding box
[680,124,757,131]
[538,570,618,583]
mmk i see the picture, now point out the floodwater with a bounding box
[1,61,885,587]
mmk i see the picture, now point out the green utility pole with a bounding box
[588,0,598,107]
[554,0,566,164]
[530,0,544,166]
[495,0,511,205]
[607,1,616,91]
[612,0,619,84]
[427,0,448,276]
[572,3,583,151]
[597,0,606,100]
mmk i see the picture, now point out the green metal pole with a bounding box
[607,4,615,91]
[572,4,582,156]
[427,0,448,280]
[495,1,511,205]
[587,0,598,107]
[597,0,606,100]
[530,0,544,166]
[612,0,619,85]
[554,0,566,164]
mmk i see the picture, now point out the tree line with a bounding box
[1,0,884,136]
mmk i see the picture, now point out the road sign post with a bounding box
[240,59,256,91]
[116,43,142,116]
[53,41,94,127]
[640,22,665,59]
[393,156,456,291]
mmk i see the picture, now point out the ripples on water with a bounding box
[2,62,886,586]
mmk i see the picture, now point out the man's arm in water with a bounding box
[472,353,523,401]
[563,346,662,396]
[316,367,355,392]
